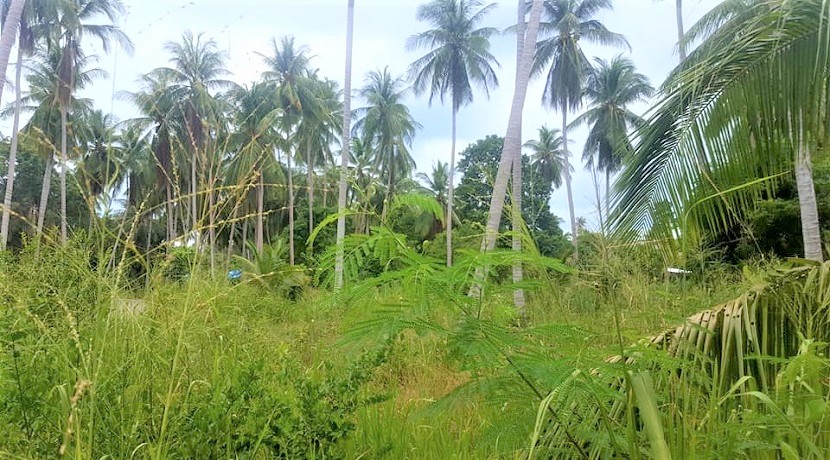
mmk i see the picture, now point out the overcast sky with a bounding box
[64,0,721,230]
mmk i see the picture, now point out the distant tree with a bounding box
[408,0,500,266]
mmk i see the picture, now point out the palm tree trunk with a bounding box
[36,153,54,237]
[166,181,175,243]
[227,206,238,260]
[191,150,197,245]
[676,0,686,61]
[208,161,216,274]
[562,109,578,258]
[796,129,822,262]
[605,168,611,223]
[481,0,544,253]
[0,0,25,109]
[592,164,604,234]
[256,172,264,252]
[307,140,314,238]
[446,108,457,266]
[382,148,395,222]
[511,0,527,312]
[336,0,355,290]
[287,150,295,265]
[59,107,68,245]
[1,45,24,249]
[242,216,249,257]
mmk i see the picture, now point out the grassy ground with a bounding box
[0,240,755,458]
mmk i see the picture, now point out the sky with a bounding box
[39,0,721,230]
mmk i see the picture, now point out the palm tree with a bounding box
[228,82,283,253]
[51,0,132,244]
[526,126,567,191]
[13,46,99,238]
[154,30,232,249]
[408,0,499,267]
[336,0,355,290]
[478,0,544,309]
[614,0,829,262]
[532,0,628,255]
[416,160,449,206]
[77,109,118,223]
[260,36,325,265]
[353,67,419,222]
[1,0,45,249]
[570,56,652,219]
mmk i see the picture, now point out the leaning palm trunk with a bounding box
[36,153,54,237]
[796,127,822,262]
[0,0,25,109]
[480,0,544,252]
[447,108,457,267]
[561,109,578,257]
[510,0,527,312]
[59,107,68,244]
[335,0,355,290]
[1,45,24,249]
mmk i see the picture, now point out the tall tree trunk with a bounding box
[796,128,822,262]
[256,172,264,252]
[190,150,197,245]
[510,0,527,312]
[59,107,68,244]
[336,0,355,290]
[562,109,578,257]
[1,45,24,249]
[227,206,238,260]
[242,216,249,258]
[447,108,457,267]
[208,160,216,275]
[287,150,295,265]
[481,0,544,254]
[605,168,611,224]
[36,153,54,237]
[166,182,175,244]
[676,0,686,61]
[592,164,604,234]
[0,0,25,109]
[382,147,395,222]
[307,139,314,238]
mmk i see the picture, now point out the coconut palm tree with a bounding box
[416,160,449,207]
[51,0,133,244]
[12,46,100,238]
[570,56,652,219]
[407,0,500,267]
[477,0,544,309]
[532,0,628,255]
[1,0,48,249]
[228,82,283,253]
[259,36,326,265]
[353,67,420,221]
[614,0,829,262]
[77,109,118,223]
[154,30,233,248]
[336,0,355,290]
[525,126,567,192]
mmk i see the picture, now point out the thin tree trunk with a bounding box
[256,172,264,253]
[0,0,25,109]
[1,45,24,249]
[208,160,216,275]
[676,0,686,61]
[336,0,355,290]
[447,109,457,266]
[307,139,314,237]
[382,147,395,222]
[242,215,249,257]
[227,206,238,260]
[59,107,68,244]
[191,150,197,245]
[36,153,54,237]
[287,150,295,265]
[481,0,544,254]
[562,109,578,258]
[511,0,527,312]
[796,127,822,262]
[592,164,604,234]
[605,168,610,224]
[166,182,175,243]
